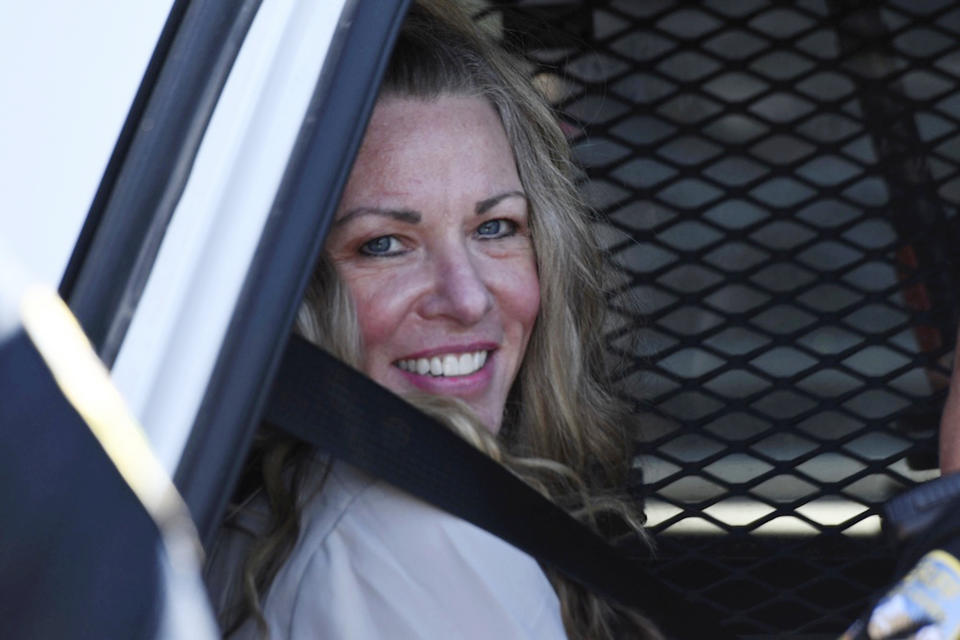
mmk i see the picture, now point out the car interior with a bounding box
[11,1,960,638]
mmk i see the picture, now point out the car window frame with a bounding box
[62,0,411,546]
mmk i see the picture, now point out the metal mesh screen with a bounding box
[482,1,960,635]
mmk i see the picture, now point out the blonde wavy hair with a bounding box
[219,1,661,638]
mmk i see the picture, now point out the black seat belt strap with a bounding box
[264,334,736,639]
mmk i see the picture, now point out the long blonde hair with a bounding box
[220,2,660,638]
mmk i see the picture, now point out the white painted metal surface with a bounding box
[111,0,351,473]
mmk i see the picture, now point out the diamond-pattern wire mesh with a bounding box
[482,0,960,634]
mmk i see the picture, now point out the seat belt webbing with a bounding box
[264,334,736,639]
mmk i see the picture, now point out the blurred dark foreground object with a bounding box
[0,281,217,639]
[841,473,960,639]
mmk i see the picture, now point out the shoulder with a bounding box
[272,461,567,639]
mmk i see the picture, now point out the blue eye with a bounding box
[477,219,515,238]
[361,235,401,256]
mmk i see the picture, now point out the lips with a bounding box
[395,350,489,377]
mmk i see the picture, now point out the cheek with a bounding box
[353,293,390,348]
[500,259,541,338]
[341,270,410,362]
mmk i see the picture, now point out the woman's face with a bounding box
[325,95,540,432]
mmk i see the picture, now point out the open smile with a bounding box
[395,350,490,377]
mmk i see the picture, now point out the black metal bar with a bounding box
[174,0,412,547]
[62,0,262,367]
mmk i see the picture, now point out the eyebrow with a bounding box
[336,190,527,225]
[334,208,422,226]
[476,190,527,215]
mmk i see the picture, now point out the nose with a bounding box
[419,245,493,325]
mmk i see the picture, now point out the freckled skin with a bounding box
[325,96,540,433]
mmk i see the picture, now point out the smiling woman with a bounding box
[205,2,660,639]
[326,96,539,432]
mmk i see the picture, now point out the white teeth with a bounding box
[396,351,490,377]
[442,354,459,376]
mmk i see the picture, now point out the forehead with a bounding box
[342,94,521,202]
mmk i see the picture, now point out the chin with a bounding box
[469,401,503,435]
[479,415,501,435]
